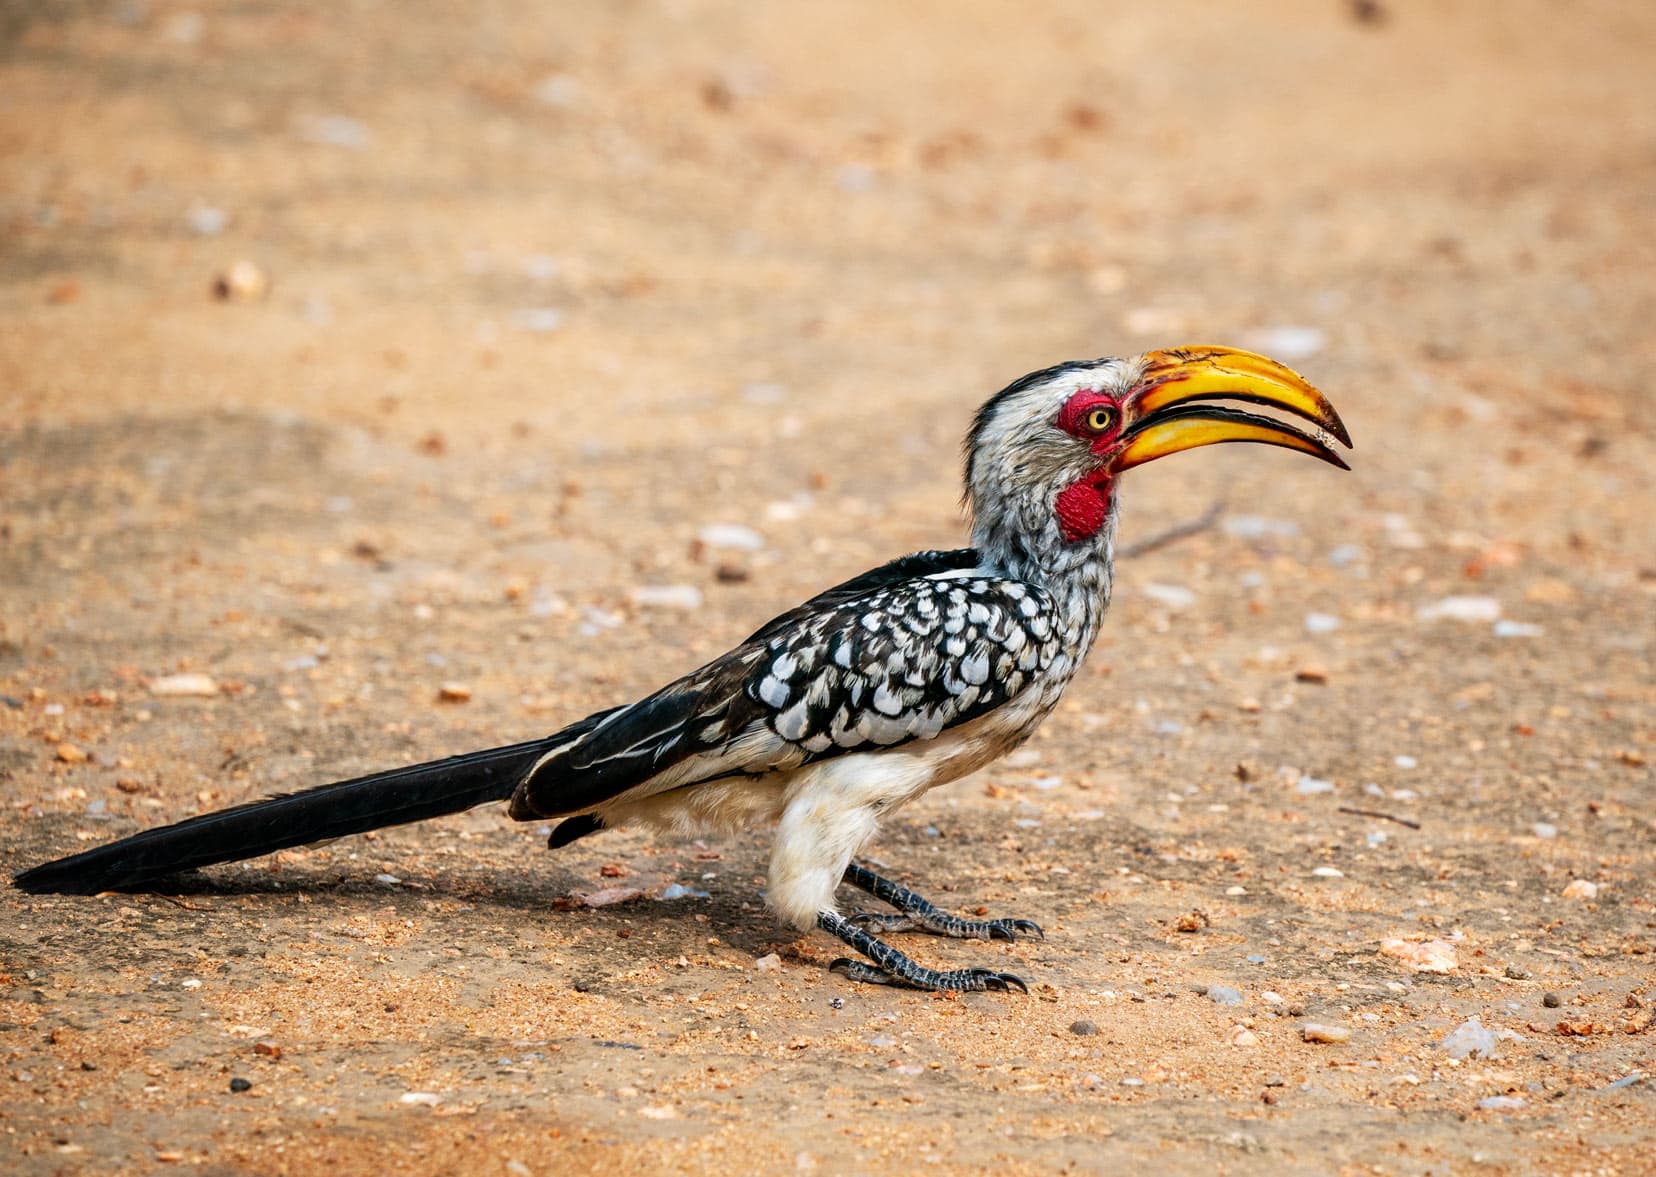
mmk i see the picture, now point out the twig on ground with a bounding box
[1336,806,1422,830]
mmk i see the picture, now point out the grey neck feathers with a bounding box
[970,486,1117,656]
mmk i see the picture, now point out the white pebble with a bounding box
[399,1092,442,1106]
[1394,755,1418,769]
[753,952,783,972]
[1141,582,1196,610]
[1417,595,1502,623]
[628,584,703,611]
[1532,822,1557,839]
[1380,938,1457,973]
[1478,1095,1524,1111]
[1441,1016,1499,1060]
[1304,612,1341,635]
[1311,866,1345,878]
[149,673,219,697]
[1296,776,1335,795]
[1561,879,1599,900]
[697,523,766,551]
[1301,1023,1352,1044]
[1493,620,1543,639]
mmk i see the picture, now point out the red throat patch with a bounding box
[1054,473,1113,543]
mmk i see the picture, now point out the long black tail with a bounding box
[13,737,557,895]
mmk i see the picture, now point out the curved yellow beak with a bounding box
[1113,345,1352,472]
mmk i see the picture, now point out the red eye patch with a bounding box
[1056,390,1120,440]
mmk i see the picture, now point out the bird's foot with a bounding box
[817,911,1029,994]
[844,910,1043,942]
[840,862,1044,941]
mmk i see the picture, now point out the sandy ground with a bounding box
[2,1,1653,1173]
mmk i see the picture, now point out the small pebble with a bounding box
[399,1092,441,1106]
[211,261,268,303]
[1561,879,1598,900]
[1141,582,1196,610]
[1417,595,1501,623]
[1226,1026,1259,1047]
[1477,1095,1524,1111]
[628,584,704,611]
[436,682,472,703]
[1207,985,1245,1007]
[753,952,783,972]
[1441,1016,1499,1059]
[1301,1023,1352,1044]
[55,743,88,764]
[1493,620,1543,639]
[229,1077,252,1093]
[1542,992,1562,1009]
[1119,1077,1144,1087]
[1303,613,1341,635]
[697,523,766,552]
[1504,964,1530,980]
[150,673,219,698]
[1296,776,1335,795]
[1311,866,1344,878]
[1532,822,1557,839]
[1069,1020,1099,1036]
[1380,937,1458,974]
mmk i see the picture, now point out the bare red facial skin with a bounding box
[1055,471,1114,543]
[1053,389,1122,542]
[1055,389,1124,451]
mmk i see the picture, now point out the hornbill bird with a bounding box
[15,346,1350,992]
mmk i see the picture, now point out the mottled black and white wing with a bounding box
[510,549,1065,820]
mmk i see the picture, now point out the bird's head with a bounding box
[965,345,1351,565]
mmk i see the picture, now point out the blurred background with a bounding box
[2,2,1652,1173]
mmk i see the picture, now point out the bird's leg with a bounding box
[817,911,1027,993]
[839,862,1044,942]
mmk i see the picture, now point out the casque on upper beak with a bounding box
[1112,346,1352,472]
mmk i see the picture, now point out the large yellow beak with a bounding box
[1113,345,1352,472]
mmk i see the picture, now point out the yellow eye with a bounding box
[1085,406,1115,433]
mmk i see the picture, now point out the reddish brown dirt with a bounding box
[2,2,1652,1174]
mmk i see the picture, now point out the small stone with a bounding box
[1493,620,1543,639]
[399,1092,441,1106]
[1478,1095,1524,1111]
[1141,582,1196,611]
[229,1077,252,1093]
[1303,613,1341,635]
[1416,595,1501,623]
[149,673,219,697]
[1174,910,1210,932]
[1379,938,1458,973]
[1532,822,1557,839]
[697,523,766,551]
[55,743,88,764]
[1226,1026,1260,1047]
[1441,1016,1499,1059]
[627,584,704,611]
[436,682,472,703]
[1560,879,1598,900]
[637,1104,677,1119]
[252,1041,281,1059]
[1542,992,1562,1009]
[1069,1020,1099,1036]
[577,886,642,908]
[1225,885,1247,896]
[1504,964,1530,980]
[80,1060,98,1072]
[1295,665,1329,684]
[1297,776,1335,795]
[1207,985,1244,1006]
[1301,1023,1352,1044]
[1311,866,1344,878]
[754,952,783,972]
[212,260,268,302]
